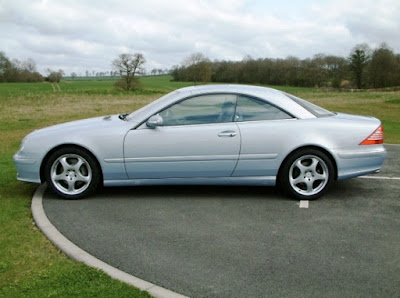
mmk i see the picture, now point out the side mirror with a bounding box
[146,115,163,128]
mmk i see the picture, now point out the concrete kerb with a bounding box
[31,183,188,298]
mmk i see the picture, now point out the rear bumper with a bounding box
[335,146,387,180]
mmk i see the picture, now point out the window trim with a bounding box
[234,94,295,123]
[155,93,238,127]
[138,92,296,128]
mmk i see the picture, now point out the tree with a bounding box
[0,51,11,82]
[18,58,42,82]
[47,69,64,83]
[349,44,371,89]
[212,60,241,83]
[171,42,400,89]
[322,55,348,88]
[112,53,145,90]
[181,52,212,84]
[367,44,400,88]
[22,58,37,72]
[239,55,261,84]
[0,52,42,82]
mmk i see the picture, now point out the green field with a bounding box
[0,75,193,98]
[0,76,399,297]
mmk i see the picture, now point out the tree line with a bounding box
[3,42,400,90]
[0,51,68,83]
[0,51,43,82]
[172,43,400,89]
[0,50,147,90]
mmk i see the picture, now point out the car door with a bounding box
[124,94,241,179]
[232,95,296,177]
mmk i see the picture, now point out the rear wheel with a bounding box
[44,147,101,199]
[279,149,334,200]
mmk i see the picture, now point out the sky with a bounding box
[1,0,399,76]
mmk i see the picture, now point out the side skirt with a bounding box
[104,176,276,187]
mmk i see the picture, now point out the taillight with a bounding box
[360,125,384,145]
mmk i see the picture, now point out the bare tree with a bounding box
[112,53,145,90]
[21,58,37,72]
[183,52,208,67]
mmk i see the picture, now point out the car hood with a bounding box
[27,115,133,139]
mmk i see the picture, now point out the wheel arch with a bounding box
[40,144,104,185]
[277,145,338,183]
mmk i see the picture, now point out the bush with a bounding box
[113,77,143,91]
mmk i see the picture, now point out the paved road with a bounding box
[43,145,400,297]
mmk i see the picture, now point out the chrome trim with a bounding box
[337,148,386,159]
[123,153,278,163]
[17,176,41,183]
[124,155,239,163]
[13,156,37,165]
[239,153,278,160]
[104,176,276,187]
[104,158,124,163]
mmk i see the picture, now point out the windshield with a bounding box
[125,89,181,121]
[284,93,335,118]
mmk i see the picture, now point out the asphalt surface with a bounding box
[43,145,400,298]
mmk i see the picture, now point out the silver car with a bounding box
[14,85,386,200]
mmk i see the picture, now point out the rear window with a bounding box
[236,95,293,121]
[284,93,335,118]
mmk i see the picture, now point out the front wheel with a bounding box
[279,149,334,200]
[44,147,101,199]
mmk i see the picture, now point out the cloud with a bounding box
[0,0,399,75]
[311,0,400,49]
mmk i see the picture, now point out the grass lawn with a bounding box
[0,76,399,297]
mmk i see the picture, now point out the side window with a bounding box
[236,95,293,122]
[159,94,237,126]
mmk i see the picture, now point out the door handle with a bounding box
[218,130,237,137]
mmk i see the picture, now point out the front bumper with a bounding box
[13,153,41,184]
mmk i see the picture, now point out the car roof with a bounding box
[128,84,316,123]
[178,84,316,119]
[178,84,282,96]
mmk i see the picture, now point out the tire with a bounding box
[44,147,101,199]
[279,149,334,200]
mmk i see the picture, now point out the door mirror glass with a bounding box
[146,115,163,128]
